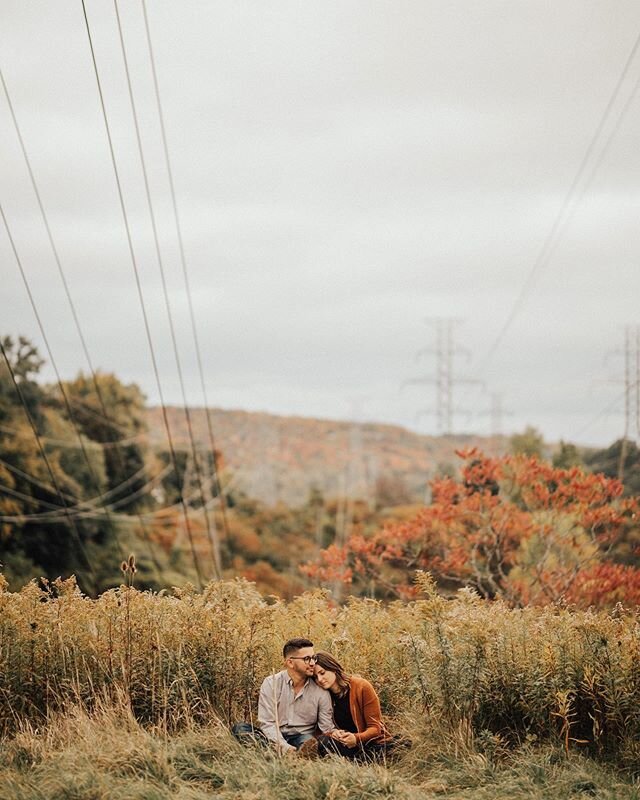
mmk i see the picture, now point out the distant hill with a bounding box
[145,407,503,506]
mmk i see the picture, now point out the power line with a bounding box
[0,419,147,448]
[605,325,640,479]
[141,0,232,565]
[0,201,126,564]
[475,29,640,373]
[0,483,72,513]
[0,455,170,512]
[477,391,513,454]
[65,392,141,437]
[1,417,229,520]
[80,0,203,589]
[0,466,222,523]
[1,66,164,583]
[112,0,220,579]
[0,336,97,585]
[0,490,220,525]
[490,61,640,374]
[0,463,217,523]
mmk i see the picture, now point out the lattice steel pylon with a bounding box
[605,324,640,480]
[404,318,482,435]
[478,392,513,455]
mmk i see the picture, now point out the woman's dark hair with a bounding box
[314,651,350,696]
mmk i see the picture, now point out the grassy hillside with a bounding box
[146,406,502,505]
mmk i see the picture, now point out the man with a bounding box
[234,637,334,755]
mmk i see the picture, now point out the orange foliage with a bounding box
[304,450,640,608]
[299,544,353,585]
[239,559,306,598]
[564,562,640,608]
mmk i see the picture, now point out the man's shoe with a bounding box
[298,738,319,760]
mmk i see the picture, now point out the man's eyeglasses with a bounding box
[288,655,317,664]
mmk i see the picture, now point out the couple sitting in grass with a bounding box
[234,637,399,761]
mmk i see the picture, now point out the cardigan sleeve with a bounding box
[353,678,385,744]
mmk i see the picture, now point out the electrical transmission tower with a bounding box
[333,399,370,602]
[606,325,640,480]
[478,392,513,454]
[405,318,482,435]
[256,417,281,504]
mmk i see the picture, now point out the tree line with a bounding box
[2,334,639,606]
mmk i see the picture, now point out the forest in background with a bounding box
[2,334,640,605]
[145,404,500,505]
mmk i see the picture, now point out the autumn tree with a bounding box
[584,439,640,497]
[374,473,414,509]
[552,440,583,470]
[0,338,172,593]
[0,338,111,591]
[510,426,546,458]
[61,372,151,511]
[303,449,640,608]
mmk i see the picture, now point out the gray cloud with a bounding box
[2,0,640,450]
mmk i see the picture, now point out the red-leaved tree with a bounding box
[302,450,640,608]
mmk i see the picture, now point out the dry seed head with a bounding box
[414,570,438,599]
[121,561,128,573]
[128,554,136,569]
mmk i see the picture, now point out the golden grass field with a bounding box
[1,572,639,799]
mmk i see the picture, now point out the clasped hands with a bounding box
[330,729,357,748]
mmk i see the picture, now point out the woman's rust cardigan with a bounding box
[346,675,391,744]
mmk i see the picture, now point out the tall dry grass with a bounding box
[1,571,639,771]
[1,700,639,799]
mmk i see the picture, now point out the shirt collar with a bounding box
[286,673,310,690]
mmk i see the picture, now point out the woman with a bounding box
[313,651,396,761]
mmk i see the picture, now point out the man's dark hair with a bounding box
[283,638,314,658]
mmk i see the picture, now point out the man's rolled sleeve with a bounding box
[317,688,335,734]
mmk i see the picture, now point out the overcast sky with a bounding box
[2,0,640,447]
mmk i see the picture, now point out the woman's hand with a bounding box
[332,730,358,748]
